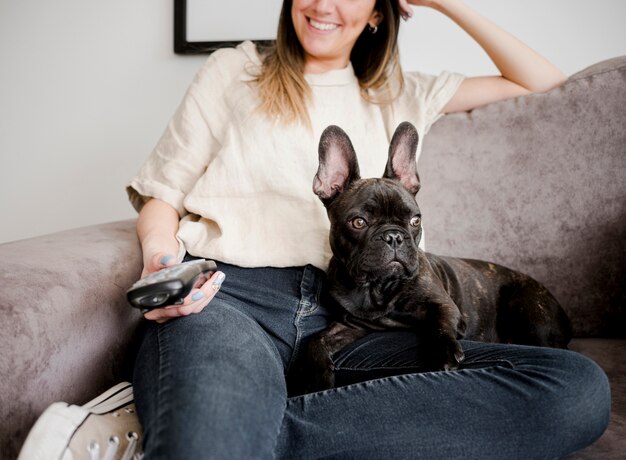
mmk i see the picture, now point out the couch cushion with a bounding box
[0,220,143,459]
[418,57,626,337]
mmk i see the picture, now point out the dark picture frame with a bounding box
[174,0,275,55]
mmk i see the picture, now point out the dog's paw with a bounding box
[304,343,337,393]
[305,363,336,393]
[431,337,465,371]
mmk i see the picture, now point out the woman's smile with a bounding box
[307,17,339,32]
[292,0,380,73]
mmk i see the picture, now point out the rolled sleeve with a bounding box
[126,60,224,217]
[406,70,465,132]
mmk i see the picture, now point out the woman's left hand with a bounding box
[398,0,448,20]
[398,0,413,20]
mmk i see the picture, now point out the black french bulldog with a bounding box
[306,121,572,392]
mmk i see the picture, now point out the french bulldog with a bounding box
[306,121,572,392]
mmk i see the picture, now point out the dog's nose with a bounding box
[384,231,404,248]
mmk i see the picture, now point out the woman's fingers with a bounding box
[398,0,414,20]
[141,253,177,278]
[143,271,226,323]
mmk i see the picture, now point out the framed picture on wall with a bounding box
[174,0,282,54]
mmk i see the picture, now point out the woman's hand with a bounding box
[398,0,449,20]
[136,198,225,324]
[140,251,226,324]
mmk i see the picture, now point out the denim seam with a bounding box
[286,371,421,403]
[286,266,322,373]
[334,364,423,372]
[287,299,310,373]
[334,359,515,373]
[152,322,173,456]
[299,266,320,316]
[287,365,510,403]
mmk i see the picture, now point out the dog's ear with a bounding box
[384,121,421,195]
[313,125,361,207]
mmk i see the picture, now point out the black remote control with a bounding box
[127,259,217,309]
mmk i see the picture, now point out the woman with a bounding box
[128,0,610,458]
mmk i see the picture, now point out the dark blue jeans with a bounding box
[133,262,610,459]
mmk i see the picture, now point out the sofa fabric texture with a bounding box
[1,56,625,459]
[418,56,626,338]
[0,221,144,458]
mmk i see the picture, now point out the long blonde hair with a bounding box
[255,0,404,126]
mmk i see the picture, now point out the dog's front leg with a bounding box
[428,302,466,371]
[411,265,466,371]
[305,320,369,392]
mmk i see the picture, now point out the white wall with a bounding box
[0,0,205,244]
[398,0,626,77]
[1,0,625,243]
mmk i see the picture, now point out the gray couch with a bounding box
[2,56,625,459]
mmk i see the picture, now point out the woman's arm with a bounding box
[136,198,224,323]
[400,0,568,112]
[137,197,181,277]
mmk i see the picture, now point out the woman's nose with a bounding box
[311,0,334,15]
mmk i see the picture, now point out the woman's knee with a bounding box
[134,298,287,414]
[557,350,610,442]
[525,347,610,454]
[134,300,288,458]
[173,300,285,379]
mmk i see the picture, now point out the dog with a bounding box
[305,121,572,392]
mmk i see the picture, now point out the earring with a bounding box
[368,24,378,34]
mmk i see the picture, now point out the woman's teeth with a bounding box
[309,18,338,31]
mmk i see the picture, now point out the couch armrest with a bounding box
[0,219,143,456]
[418,56,626,337]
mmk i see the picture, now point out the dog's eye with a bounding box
[351,217,368,229]
[410,216,421,227]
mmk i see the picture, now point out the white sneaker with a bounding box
[18,382,143,460]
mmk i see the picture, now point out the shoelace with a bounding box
[87,431,142,460]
